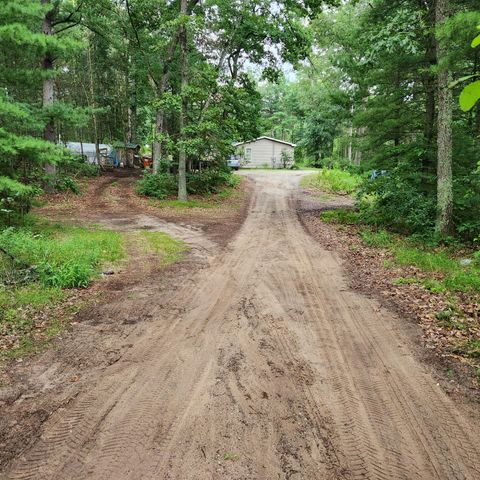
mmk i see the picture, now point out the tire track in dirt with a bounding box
[2,171,480,479]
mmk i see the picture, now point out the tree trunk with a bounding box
[177,0,188,201]
[423,2,436,179]
[435,0,454,237]
[87,44,100,164]
[42,0,56,186]
[152,33,181,173]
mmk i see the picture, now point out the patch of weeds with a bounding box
[435,309,455,321]
[0,221,125,288]
[223,452,239,462]
[360,230,393,248]
[0,219,126,363]
[445,367,455,380]
[301,169,362,195]
[351,224,480,294]
[383,259,393,268]
[320,209,361,225]
[393,277,448,294]
[151,199,214,209]
[452,339,480,358]
[140,231,187,265]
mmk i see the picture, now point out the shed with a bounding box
[66,142,111,164]
[234,136,296,169]
[114,143,142,168]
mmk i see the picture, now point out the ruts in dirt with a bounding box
[1,171,479,480]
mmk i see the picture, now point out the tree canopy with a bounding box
[0,0,479,239]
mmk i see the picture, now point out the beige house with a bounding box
[235,136,295,168]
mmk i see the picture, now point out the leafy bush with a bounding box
[0,177,38,225]
[136,172,177,199]
[358,169,436,235]
[58,153,100,178]
[137,168,239,199]
[186,169,239,195]
[54,176,81,194]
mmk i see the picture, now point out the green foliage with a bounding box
[0,177,38,225]
[459,25,480,112]
[302,168,362,195]
[322,209,480,293]
[320,209,361,225]
[141,231,187,265]
[136,172,178,199]
[0,223,124,289]
[54,176,80,194]
[358,169,436,235]
[137,169,239,199]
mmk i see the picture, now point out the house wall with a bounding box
[239,139,294,168]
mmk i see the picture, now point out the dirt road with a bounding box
[2,171,479,479]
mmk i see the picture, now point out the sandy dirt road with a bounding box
[2,171,480,479]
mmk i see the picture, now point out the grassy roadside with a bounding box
[301,168,362,195]
[0,218,186,363]
[321,209,480,295]
[320,209,480,365]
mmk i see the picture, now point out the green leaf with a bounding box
[449,74,479,89]
[459,81,480,112]
[472,33,480,49]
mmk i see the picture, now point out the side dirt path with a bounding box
[1,171,480,479]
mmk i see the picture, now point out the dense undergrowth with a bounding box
[303,165,480,243]
[137,169,240,199]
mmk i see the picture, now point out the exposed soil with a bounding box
[1,171,480,479]
[298,197,480,400]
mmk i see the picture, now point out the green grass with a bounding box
[321,209,361,225]
[366,231,480,293]
[140,231,187,265]
[453,339,480,358]
[301,168,362,195]
[0,221,125,288]
[149,199,215,209]
[0,220,125,363]
[321,210,480,294]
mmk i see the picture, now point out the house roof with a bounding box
[234,136,296,148]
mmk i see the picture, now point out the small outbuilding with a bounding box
[66,142,111,164]
[234,136,296,169]
[114,143,142,168]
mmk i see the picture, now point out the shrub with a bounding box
[137,168,239,199]
[136,172,177,198]
[58,153,100,178]
[358,169,436,235]
[54,176,80,194]
[0,177,38,225]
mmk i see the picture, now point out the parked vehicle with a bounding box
[227,157,241,170]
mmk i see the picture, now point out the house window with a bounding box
[244,147,252,163]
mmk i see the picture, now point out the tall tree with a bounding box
[435,0,454,237]
[178,0,188,201]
